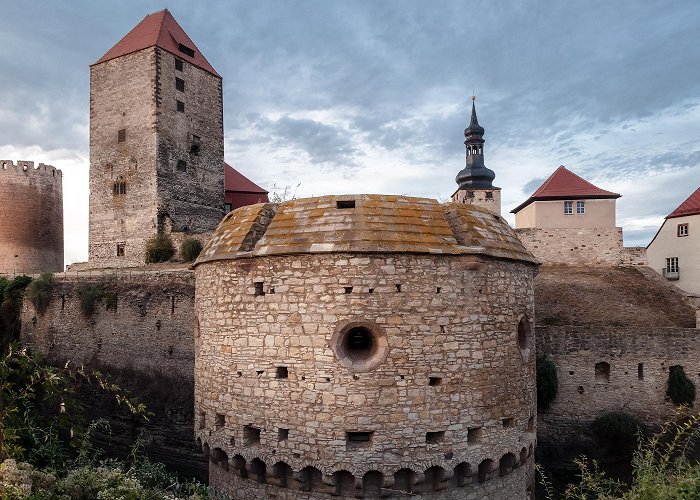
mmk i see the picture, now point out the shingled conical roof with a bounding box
[511,166,620,213]
[93,9,220,77]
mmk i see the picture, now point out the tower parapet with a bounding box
[0,160,63,274]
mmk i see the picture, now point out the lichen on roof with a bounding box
[194,194,538,266]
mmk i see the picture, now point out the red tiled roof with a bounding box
[667,186,700,219]
[225,163,268,194]
[93,9,220,78]
[511,165,621,213]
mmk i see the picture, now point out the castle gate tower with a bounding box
[193,195,538,499]
[0,160,63,274]
[89,9,224,266]
[452,98,502,215]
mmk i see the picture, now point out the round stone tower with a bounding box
[0,160,63,274]
[193,194,538,499]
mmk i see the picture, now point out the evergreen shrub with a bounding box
[667,365,696,406]
[180,238,203,262]
[145,234,175,264]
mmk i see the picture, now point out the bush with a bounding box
[537,354,559,412]
[667,365,696,406]
[179,238,203,262]
[591,411,646,451]
[145,234,175,264]
[76,284,104,317]
[25,273,54,314]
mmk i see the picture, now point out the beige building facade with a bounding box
[647,186,700,296]
[514,198,616,229]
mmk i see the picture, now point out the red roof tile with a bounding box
[225,163,268,194]
[512,165,620,213]
[667,186,700,219]
[93,9,220,78]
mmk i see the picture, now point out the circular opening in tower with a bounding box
[342,327,375,361]
[331,320,389,372]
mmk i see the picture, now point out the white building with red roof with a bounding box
[512,165,621,229]
[647,186,700,296]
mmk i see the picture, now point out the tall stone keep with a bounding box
[89,9,224,266]
[193,195,538,499]
[452,98,501,215]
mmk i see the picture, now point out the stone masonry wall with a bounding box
[0,160,63,274]
[515,227,625,265]
[19,272,206,476]
[155,48,224,235]
[537,325,700,441]
[89,49,160,267]
[195,253,537,499]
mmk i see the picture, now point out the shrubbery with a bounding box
[667,365,696,406]
[145,234,175,264]
[25,273,54,314]
[76,284,104,317]
[537,354,559,411]
[591,411,647,452]
[180,238,203,262]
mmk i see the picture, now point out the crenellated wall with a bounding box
[0,160,63,274]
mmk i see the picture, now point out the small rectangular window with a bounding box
[225,203,232,213]
[113,181,126,195]
[178,43,195,58]
[336,200,355,209]
[215,413,225,429]
[176,100,185,113]
[485,191,493,200]
[577,201,585,214]
[175,77,185,92]
[243,425,261,446]
[467,427,483,444]
[278,428,289,441]
[254,282,265,296]
[426,431,445,444]
[176,160,187,172]
[467,191,475,199]
[429,377,442,386]
[678,223,689,237]
[346,431,373,449]
[175,58,183,71]
[564,201,573,214]
[638,363,644,380]
[276,366,288,379]
[190,135,201,155]
[117,129,126,143]
[116,243,125,257]
[502,418,514,428]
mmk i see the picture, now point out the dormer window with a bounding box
[564,201,573,214]
[178,43,195,58]
[678,223,689,237]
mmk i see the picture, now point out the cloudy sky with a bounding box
[1,1,699,265]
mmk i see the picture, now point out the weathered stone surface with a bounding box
[194,197,538,498]
[89,46,224,267]
[0,160,63,274]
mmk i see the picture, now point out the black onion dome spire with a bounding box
[455,97,496,189]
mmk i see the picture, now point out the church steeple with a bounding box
[455,97,496,189]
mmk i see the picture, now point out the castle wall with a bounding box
[19,271,206,475]
[89,49,160,266]
[155,48,224,234]
[515,227,625,265]
[536,325,700,440]
[0,160,63,274]
[195,253,537,499]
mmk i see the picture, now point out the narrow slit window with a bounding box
[336,200,355,209]
[190,135,201,155]
[215,413,225,429]
[117,129,126,143]
[638,363,644,380]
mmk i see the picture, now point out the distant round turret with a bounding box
[0,160,63,274]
